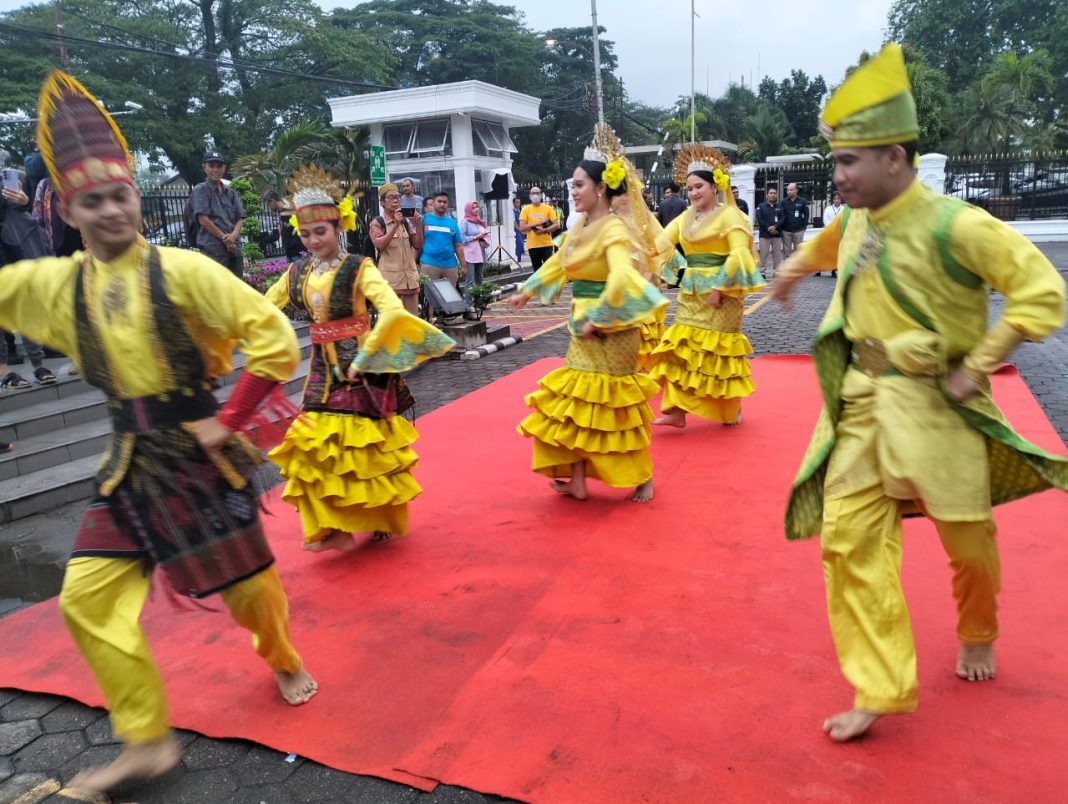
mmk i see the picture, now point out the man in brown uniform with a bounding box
[370,183,423,315]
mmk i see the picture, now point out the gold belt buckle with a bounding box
[852,338,894,377]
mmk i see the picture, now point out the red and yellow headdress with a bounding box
[37,70,135,201]
[286,164,356,234]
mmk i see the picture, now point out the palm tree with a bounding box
[232,120,333,194]
[744,105,793,161]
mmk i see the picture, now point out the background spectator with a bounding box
[657,182,687,228]
[756,187,785,278]
[512,197,525,262]
[819,191,845,277]
[518,186,559,271]
[460,201,490,320]
[191,150,246,277]
[399,178,423,213]
[780,182,809,257]
[731,185,749,215]
[371,183,423,314]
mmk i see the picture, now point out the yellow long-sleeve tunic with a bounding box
[649,204,765,422]
[517,214,668,488]
[782,179,1068,538]
[265,257,454,541]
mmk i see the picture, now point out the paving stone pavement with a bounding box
[1,244,1066,803]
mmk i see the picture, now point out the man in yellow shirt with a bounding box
[771,45,1067,742]
[518,185,560,271]
[0,72,317,794]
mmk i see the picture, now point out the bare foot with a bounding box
[630,478,654,503]
[303,531,356,553]
[823,708,880,742]
[68,734,181,794]
[372,531,392,542]
[276,665,319,705]
[957,643,996,681]
[550,478,588,500]
[653,410,686,428]
[723,411,743,426]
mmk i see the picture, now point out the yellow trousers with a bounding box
[59,557,302,744]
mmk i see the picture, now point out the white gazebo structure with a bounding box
[328,81,542,262]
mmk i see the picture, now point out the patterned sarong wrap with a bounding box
[71,246,274,597]
[287,255,414,419]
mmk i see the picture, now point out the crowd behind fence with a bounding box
[142,152,1068,260]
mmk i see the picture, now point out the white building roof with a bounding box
[328,81,542,129]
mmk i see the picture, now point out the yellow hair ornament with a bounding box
[603,160,626,191]
[712,167,730,192]
[338,195,357,232]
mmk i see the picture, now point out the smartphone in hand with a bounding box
[401,207,415,218]
[2,169,20,192]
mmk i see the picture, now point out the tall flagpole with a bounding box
[590,0,605,126]
[690,0,696,143]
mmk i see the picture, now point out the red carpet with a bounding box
[2,356,1067,802]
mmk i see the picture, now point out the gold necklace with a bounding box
[311,251,346,276]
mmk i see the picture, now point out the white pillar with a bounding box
[450,114,477,219]
[918,153,947,195]
[731,163,756,224]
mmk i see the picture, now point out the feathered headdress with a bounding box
[286,163,356,234]
[37,70,135,201]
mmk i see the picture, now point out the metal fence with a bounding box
[139,186,382,259]
[944,152,1068,220]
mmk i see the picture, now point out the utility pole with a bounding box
[690,0,696,143]
[53,0,70,67]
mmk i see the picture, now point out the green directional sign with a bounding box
[369,145,387,186]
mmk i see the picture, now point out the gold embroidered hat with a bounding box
[820,43,919,148]
[37,70,135,200]
[287,164,356,233]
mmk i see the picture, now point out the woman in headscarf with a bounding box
[459,200,490,320]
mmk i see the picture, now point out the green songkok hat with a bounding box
[819,43,919,149]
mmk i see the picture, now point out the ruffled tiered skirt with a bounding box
[637,307,666,372]
[517,328,657,487]
[269,411,421,541]
[648,292,755,423]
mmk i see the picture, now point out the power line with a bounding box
[0,22,394,91]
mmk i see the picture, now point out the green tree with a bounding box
[232,120,333,195]
[756,70,827,144]
[740,104,793,161]
[953,50,1056,154]
[0,0,389,181]
[888,0,1067,130]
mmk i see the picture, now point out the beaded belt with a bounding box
[850,338,901,378]
[310,315,371,344]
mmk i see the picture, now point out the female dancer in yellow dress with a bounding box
[648,146,765,427]
[509,127,668,502]
[266,167,454,552]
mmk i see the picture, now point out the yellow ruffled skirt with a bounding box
[637,307,666,372]
[648,292,755,423]
[269,411,421,541]
[517,328,657,488]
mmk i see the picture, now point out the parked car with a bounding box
[145,220,187,247]
[967,170,1068,217]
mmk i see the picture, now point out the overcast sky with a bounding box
[2,0,895,108]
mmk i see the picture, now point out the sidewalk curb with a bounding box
[460,335,525,361]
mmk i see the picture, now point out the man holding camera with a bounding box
[518,186,559,272]
[371,183,423,315]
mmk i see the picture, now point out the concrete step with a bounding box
[0,320,310,414]
[0,334,314,444]
[0,368,311,524]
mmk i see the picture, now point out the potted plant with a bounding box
[467,282,496,320]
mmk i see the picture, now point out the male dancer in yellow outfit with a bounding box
[770,45,1068,742]
[0,72,317,793]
